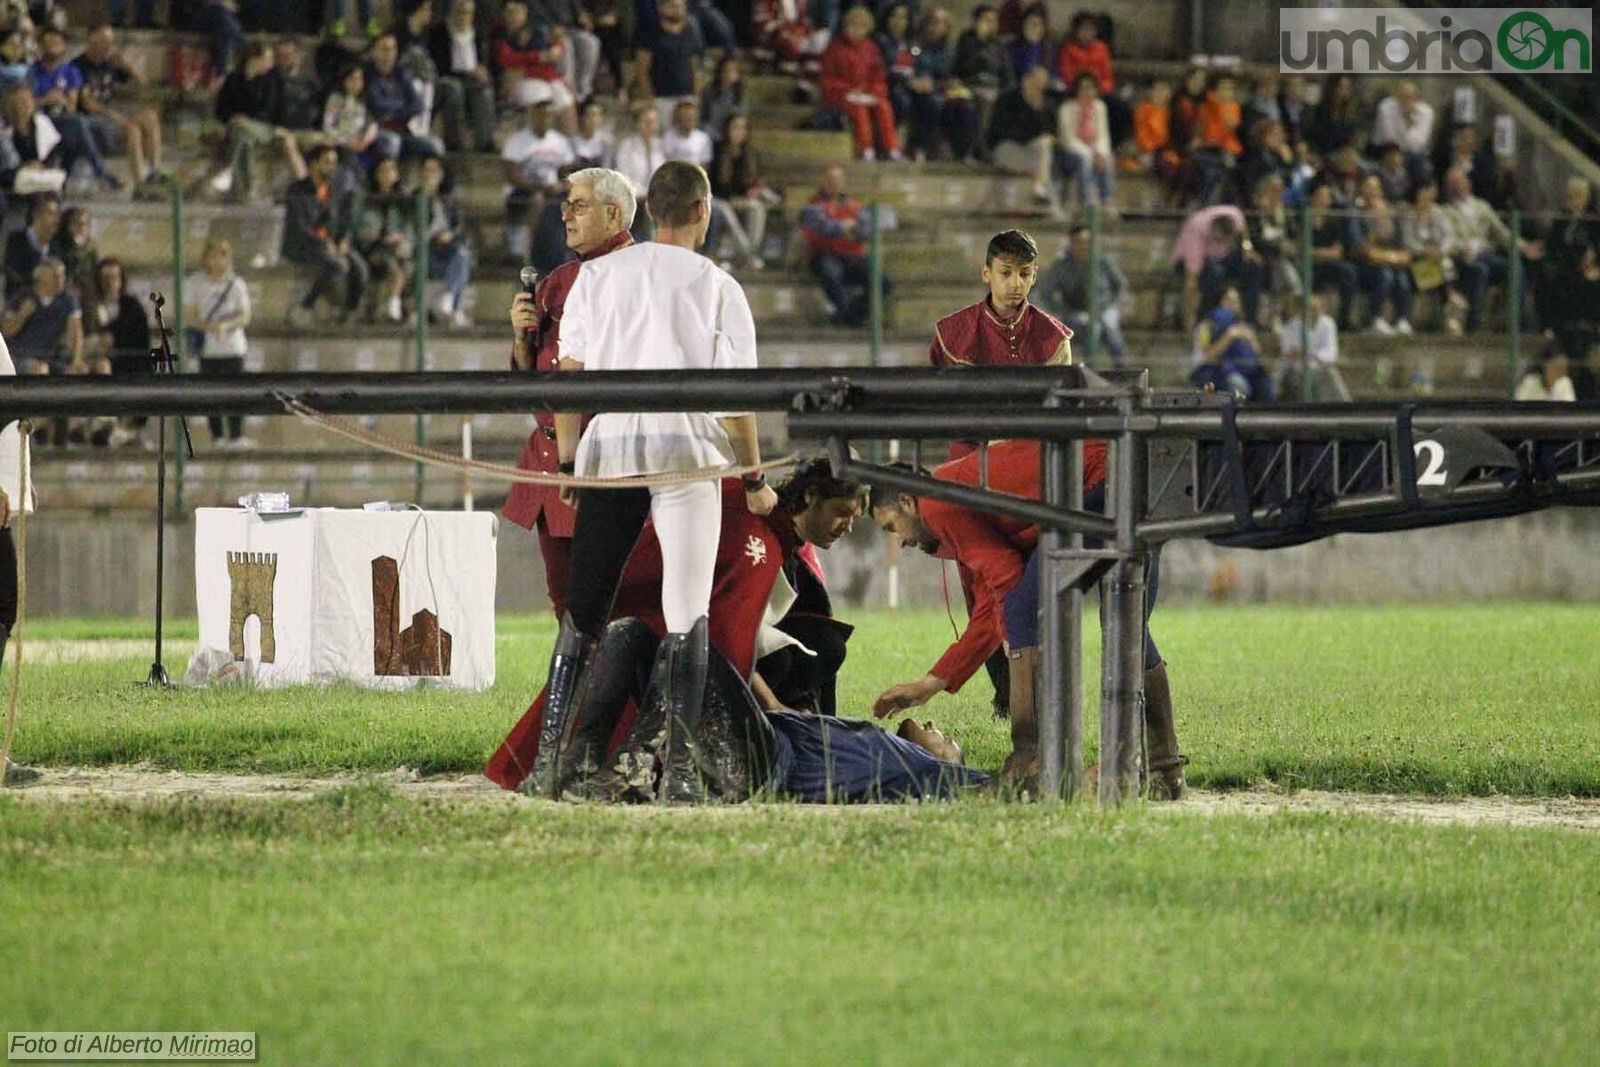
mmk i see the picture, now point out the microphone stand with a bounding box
[139,293,194,688]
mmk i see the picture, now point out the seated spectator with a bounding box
[952,3,1011,147]
[799,162,892,328]
[571,98,612,165]
[0,30,32,93]
[1190,286,1271,401]
[73,24,169,194]
[271,37,323,140]
[1036,224,1127,366]
[632,0,705,128]
[613,100,663,199]
[1433,121,1491,200]
[988,66,1060,211]
[183,237,254,447]
[1248,173,1300,301]
[1,256,85,377]
[753,0,826,66]
[501,84,575,261]
[1372,142,1411,204]
[494,0,575,123]
[876,2,916,127]
[1370,78,1432,186]
[365,33,443,159]
[1007,5,1050,84]
[356,156,414,324]
[1237,118,1304,207]
[1440,165,1510,333]
[1276,293,1349,401]
[1323,140,1371,207]
[534,0,602,103]
[820,5,900,161]
[27,27,120,192]
[0,86,68,200]
[701,54,744,140]
[1306,73,1361,162]
[84,257,150,374]
[282,143,368,326]
[1055,11,1129,148]
[393,0,440,87]
[87,255,153,448]
[903,7,974,164]
[1057,73,1112,208]
[710,112,778,270]
[1241,71,1281,142]
[583,0,629,92]
[1193,73,1243,204]
[1350,174,1413,334]
[1513,344,1576,402]
[1171,202,1261,325]
[3,192,57,296]
[426,0,497,153]
[207,41,300,201]
[1297,181,1359,331]
[1533,177,1599,355]
[49,204,97,297]
[419,155,472,327]
[661,97,711,166]
[1401,177,1465,333]
[1276,73,1308,149]
[322,63,380,192]
[1133,79,1180,209]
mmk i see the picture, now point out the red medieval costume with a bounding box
[500,230,633,619]
[486,482,839,791]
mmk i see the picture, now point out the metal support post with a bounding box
[413,190,430,503]
[1098,377,1149,804]
[1038,388,1085,801]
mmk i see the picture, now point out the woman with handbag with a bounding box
[1402,178,1466,335]
[183,238,254,449]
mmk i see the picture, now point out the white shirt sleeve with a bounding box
[1553,376,1578,402]
[1311,317,1339,365]
[559,265,591,366]
[712,274,757,371]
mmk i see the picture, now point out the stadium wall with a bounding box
[24,509,1600,619]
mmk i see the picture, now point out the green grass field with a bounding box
[4,604,1599,1065]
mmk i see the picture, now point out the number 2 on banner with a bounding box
[1414,439,1448,487]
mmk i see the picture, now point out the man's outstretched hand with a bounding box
[872,675,947,718]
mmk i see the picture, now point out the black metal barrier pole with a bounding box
[1037,386,1086,801]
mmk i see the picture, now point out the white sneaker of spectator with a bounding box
[209,168,234,195]
[1395,319,1414,336]
[107,426,139,449]
[230,436,258,451]
[385,296,404,323]
[1371,318,1396,336]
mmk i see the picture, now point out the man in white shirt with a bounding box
[1276,294,1350,401]
[1514,346,1577,402]
[660,98,712,166]
[502,82,576,260]
[1441,166,1511,332]
[1371,79,1434,182]
[524,160,779,801]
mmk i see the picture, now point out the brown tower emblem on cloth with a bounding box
[371,556,453,676]
[227,552,278,662]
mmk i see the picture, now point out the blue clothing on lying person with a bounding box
[766,710,987,803]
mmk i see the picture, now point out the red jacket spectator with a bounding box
[1198,90,1244,156]
[494,25,563,83]
[819,31,889,110]
[800,191,868,261]
[1057,37,1114,96]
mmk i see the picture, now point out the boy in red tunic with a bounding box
[868,439,1187,799]
[928,228,1073,719]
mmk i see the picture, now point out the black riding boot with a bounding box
[985,647,1011,719]
[557,620,659,800]
[1143,661,1188,801]
[658,616,711,805]
[522,614,599,798]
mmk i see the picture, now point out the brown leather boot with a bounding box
[998,647,1039,798]
[1143,662,1187,801]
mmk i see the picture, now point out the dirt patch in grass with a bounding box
[6,766,1600,831]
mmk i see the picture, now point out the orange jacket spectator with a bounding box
[1198,92,1243,156]
[819,32,889,109]
[1056,37,1114,96]
[1135,100,1176,161]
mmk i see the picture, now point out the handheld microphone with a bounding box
[520,266,540,295]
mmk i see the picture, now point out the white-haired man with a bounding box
[503,167,637,629]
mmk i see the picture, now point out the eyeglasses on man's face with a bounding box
[561,198,600,216]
